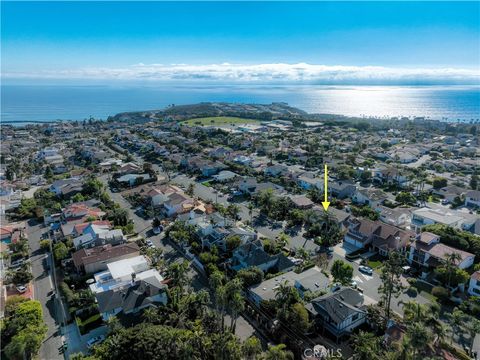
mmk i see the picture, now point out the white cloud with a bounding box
[3,63,480,84]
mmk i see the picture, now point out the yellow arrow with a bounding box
[322,164,330,211]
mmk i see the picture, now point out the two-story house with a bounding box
[89,256,168,320]
[306,287,367,342]
[344,218,414,255]
[408,232,475,277]
[465,190,480,208]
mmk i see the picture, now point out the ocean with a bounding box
[1,84,479,124]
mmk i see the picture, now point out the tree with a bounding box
[466,317,480,354]
[470,174,478,190]
[284,302,311,334]
[432,177,448,189]
[2,300,47,360]
[261,344,294,360]
[53,241,69,262]
[378,251,404,325]
[352,331,382,360]
[242,336,262,360]
[8,267,33,285]
[405,323,432,359]
[44,166,53,179]
[186,183,195,197]
[226,235,242,252]
[444,252,463,291]
[331,259,353,285]
[236,267,263,287]
[247,202,254,224]
[395,191,416,205]
[226,204,241,225]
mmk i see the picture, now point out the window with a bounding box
[352,314,359,321]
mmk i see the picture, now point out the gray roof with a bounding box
[96,278,166,314]
[306,287,365,324]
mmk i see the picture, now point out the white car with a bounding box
[359,265,373,275]
[350,280,358,289]
[87,335,105,348]
[16,285,27,293]
[145,240,155,248]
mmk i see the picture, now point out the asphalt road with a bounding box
[27,221,64,360]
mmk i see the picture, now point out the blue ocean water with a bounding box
[1,84,479,123]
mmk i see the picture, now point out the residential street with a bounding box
[27,220,64,360]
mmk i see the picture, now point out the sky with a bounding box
[2,1,480,85]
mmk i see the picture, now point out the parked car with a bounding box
[16,285,27,293]
[350,280,358,289]
[145,239,155,248]
[152,225,163,235]
[359,265,373,275]
[87,335,105,348]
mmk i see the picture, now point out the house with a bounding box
[73,226,125,250]
[375,205,411,227]
[117,173,151,186]
[163,192,195,217]
[236,177,284,196]
[118,162,142,174]
[89,256,168,320]
[297,175,319,190]
[306,287,367,341]
[318,180,356,199]
[411,207,464,230]
[62,202,105,222]
[373,167,408,186]
[468,271,480,296]
[352,188,388,208]
[201,161,227,177]
[433,185,467,203]
[248,266,329,306]
[72,243,140,274]
[465,190,480,208]
[200,223,257,252]
[344,218,414,255]
[230,240,295,273]
[50,178,83,197]
[212,170,240,183]
[0,222,25,244]
[408,232,475,274]
[264,164,289,177]
[290,195,314,209]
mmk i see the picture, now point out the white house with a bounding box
[89,256,167,320]
[411,207,464,230]
[408,232,475,274]
[468,271,480,296]
[465,190,480,208]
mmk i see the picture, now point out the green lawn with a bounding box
[367,259,383,269]
[183,116,260,126]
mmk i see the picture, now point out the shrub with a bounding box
[39,239,51,251]
[407,287,418,297]
[432,286,449,301]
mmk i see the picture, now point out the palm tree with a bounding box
[227,204,240,226]
[352,331,381,360]
[142,307,159,323]
[445,252,462,291]
[247,202,254,225]
[406,323,432,359]
[467,318,480,353]
[446,309,465,345]
[261,344,293,360]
